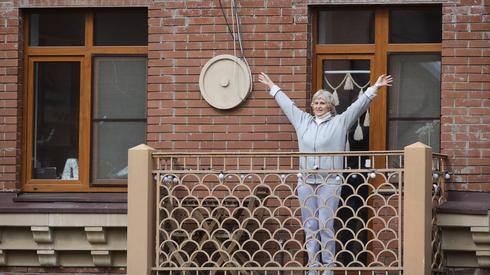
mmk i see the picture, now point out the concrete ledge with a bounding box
[437,191,490,215]
[0,213,127,227]
[0,193,127,214]
[0,250,126,267]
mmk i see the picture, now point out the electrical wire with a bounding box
[231,0,236,58]
[218,0,246,60]
[234,1,247,62]
[218,0,236,42]
[217,0,251,102]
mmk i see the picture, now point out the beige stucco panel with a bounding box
[2,250,126,267]
[442,228,487,251]
[0,214,127,227]
[0,227,126,250]
[437,213,489,228]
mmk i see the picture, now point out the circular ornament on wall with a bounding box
[199,54,253,110]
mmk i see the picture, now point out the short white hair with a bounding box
[311,89,337,115]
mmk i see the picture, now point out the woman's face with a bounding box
[312,99,330,117]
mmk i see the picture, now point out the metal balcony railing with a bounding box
[127,143,447,275]
[431,153,449,274]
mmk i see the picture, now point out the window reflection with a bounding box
[32,62,80,179]
[94,9,148,46]
[29,11,85,46]
[389,120,440,151]
[390,7,442,43]
[317,10,374,44]
[388,54,441,151]
[92,57,146,181]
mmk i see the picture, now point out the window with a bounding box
[314,5,441,152]
[388,54,441,151]
[24,9,148,191]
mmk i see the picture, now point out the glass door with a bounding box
[316,55,374,266]
[316,55,374,153]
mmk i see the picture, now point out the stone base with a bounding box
[0,213,127,267]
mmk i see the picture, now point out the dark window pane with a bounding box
[388,54,441,118]
[32,62,80,179]
[92,56,147,181]
[29,11,85,46]
[317,10,374,44]
[94,9,148,46]
[390,7,442,43]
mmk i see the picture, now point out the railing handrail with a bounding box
[153,168,405,173]
[153,150,405,157]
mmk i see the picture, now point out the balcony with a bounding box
[127,143,447,275]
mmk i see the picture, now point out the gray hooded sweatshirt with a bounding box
[270,85,378,182]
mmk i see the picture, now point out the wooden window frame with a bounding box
[22,9,148,192]
[313,6,442,152]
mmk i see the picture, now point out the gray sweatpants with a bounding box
[297,178,341,266]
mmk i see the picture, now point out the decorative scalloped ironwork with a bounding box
[431,154,449,273]
[152,151,436,274]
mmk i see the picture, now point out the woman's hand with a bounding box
[374,74,393,88]
[258,72,275,89]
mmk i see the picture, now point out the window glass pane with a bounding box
[389,120,440,152]
[93,57,147,119]
[389,54,441,118]
[92,56,147,181]
[93,122,145,180]
[94,9,148,46]
[322,59,371,114]
[32,62,80,180]
[29,10,85,46]
[390,7,442,43]
[322,59,370,152]
[317,10,374,44]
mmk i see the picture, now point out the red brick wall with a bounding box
[0,1,489,191]
[147,0,308,152]
[0,3,20,191]
[441,0,490,191]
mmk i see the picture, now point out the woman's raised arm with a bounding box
[258,72,311,130]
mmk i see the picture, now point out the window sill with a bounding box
[0,192,127,214]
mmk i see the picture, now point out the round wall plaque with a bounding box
[199,54,253,110]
